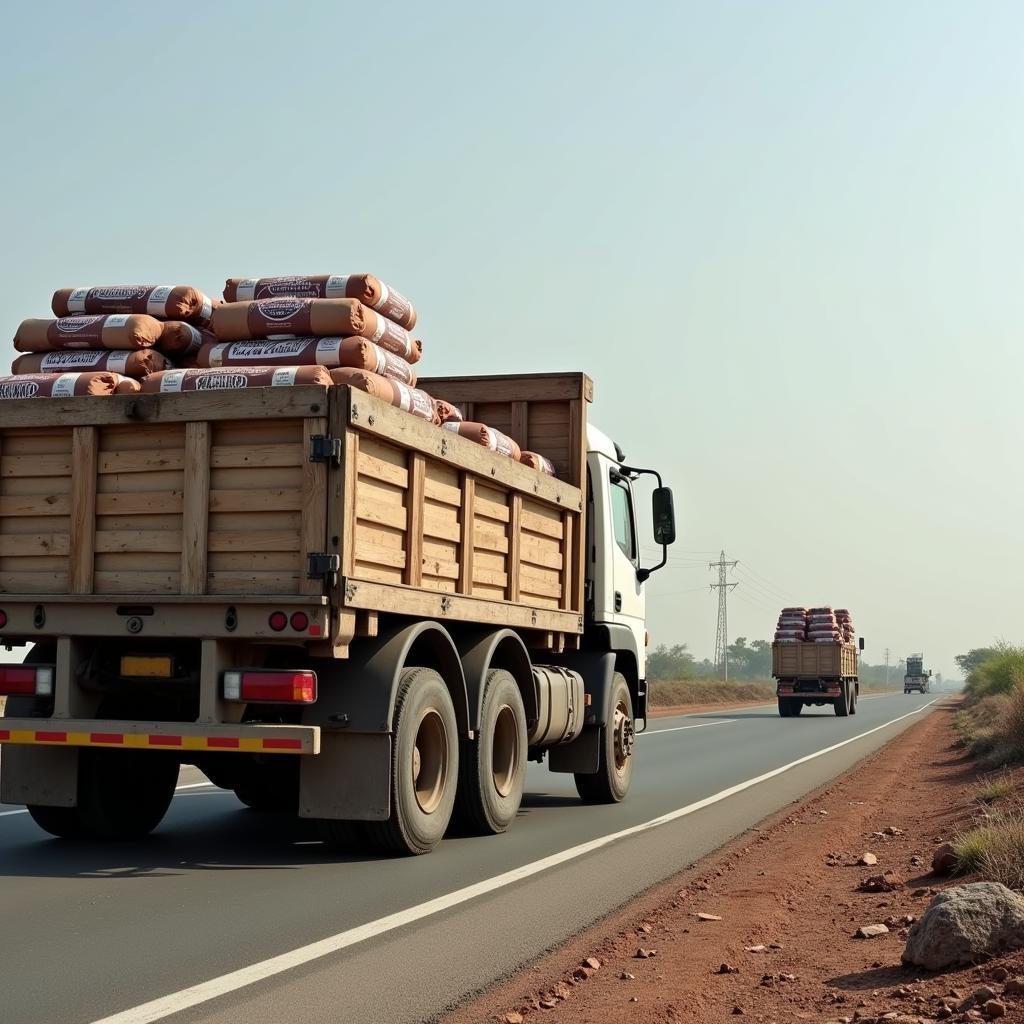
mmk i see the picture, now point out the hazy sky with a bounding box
[1,1,1021,676]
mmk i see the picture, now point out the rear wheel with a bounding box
[575,674,634,804]
[76,749,178,839]
[778,697,802,717]
[361,667,459,855]
[834,681,850,717]
[849,684,858,715]
[452,669,527,835]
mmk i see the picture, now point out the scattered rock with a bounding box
[902,883,1024,970]
[769,942,784,949]
[985,1000,1007,1018]
[856,924,891,939]
[634,947,657,959]
[745,945,769,953]
[619,971,635,980]
[910,856,924,868]
[860,871,904,893]
[539,998,558,1010]
[1003,976,1024,996]
[731,1008,744,1016]
[912,888,929,898]
[697,912,723,921]
[552,982,571,1000]
[583,957,601,971]
[637,923,652,935]
[629,996,638,1003]
[936,1008,952,1020]
[501,1015,524,1024]
[779,973,797,982]
[932,843,958,874]
[884,826,906,836]
[972,986,997,1003]
[717,963,739,974]
[859,852,880,867]
[990,967,1010,983]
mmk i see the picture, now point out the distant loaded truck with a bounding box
[904,654,931,694]
[773,638,865,717]
[0,372,676,854]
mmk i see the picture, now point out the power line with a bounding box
[709,550,738,680]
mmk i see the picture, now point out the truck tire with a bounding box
[849,684,858,715]
[233,759,299,814]
[363,667,459,856]
[834,681,850,717]
[575,674,634,804]
[76,749,178,839]
[452,669,527,835]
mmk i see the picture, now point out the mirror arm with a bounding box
[620,463,671,583]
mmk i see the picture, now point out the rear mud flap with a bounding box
[299,732,391,821]
[1,744,79,807]
[547,726,601,774]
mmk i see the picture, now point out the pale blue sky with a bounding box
[1,1,1021,675]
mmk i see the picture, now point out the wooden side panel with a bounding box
[206,419,307,594]
[352,436,408,585]
[421,462,460,593]
[69,427,98,594]
[0,429,73,593]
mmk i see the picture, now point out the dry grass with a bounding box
[956,684,1024,769]
[975,775,1016,805]
[954,804,1024,891]
[648,678,775,707]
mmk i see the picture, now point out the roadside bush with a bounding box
[954,805,1024,891]
[964,646,1024,702]
[975,775,1016,804]
[648,678,774,707]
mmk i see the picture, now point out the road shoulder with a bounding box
[443,700,1024,1024]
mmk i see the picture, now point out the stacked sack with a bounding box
[774,607,808,643]
[142,273,556,476]
[4,284,220,397]
[835,609,856,643]
[807,606,844,643]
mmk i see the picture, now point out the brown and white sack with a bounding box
[212,298,421,362]
[11,349,170,379]
[141,365,332,393]
[52,285,217,326]
[329,368,437,422]
[223,274,416,330]
[443,421,522,461]
[0,371,127,398]
[520,451,556,475]
[14,314,164,352]
[199,336,416,385]
[157,322,206,358]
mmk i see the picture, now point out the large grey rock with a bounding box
[902,882,1024,970]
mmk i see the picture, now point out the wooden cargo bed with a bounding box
[0,373,589,651]
[772,641,858,679]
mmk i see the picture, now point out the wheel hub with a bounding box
[411,709,448,814]
[611,701,634,773]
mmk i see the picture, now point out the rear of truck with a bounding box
[0,373,640,853]
[773,642,860,717]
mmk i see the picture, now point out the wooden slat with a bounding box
[474,493,511,524]
[356,499,407,531]
[423,504,460,543]
[69,426,97,594]
[457,475,475,594]
[206,571,302,592]
[417,372,592,405]
[0,534,70,557]
[209,444,303,469]
[206,530,301,552]
[474,526,510,555]
[94,571,179,594]
[95,552,181,573]
[98,450,186,474]
[521,508,563,539]
[423,475,461,507]
[208,551,300,572]
[508,494,522,603]
[0,572,69,593]
[560,510,573,610]
[519,566,563,599]
[511,402,529,450]
[95,531,183,554]
[520,535,564,571]
[0,494,71,517]
[341,432,359,577]
[208,489,302,513]
[180,422,211,595]
[1,454,72,478]
[404,453,425,587]
[301,417,328,596]
[95,492,182,516]
[353,540,407,570]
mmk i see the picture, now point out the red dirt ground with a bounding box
[444,702,1024,1024]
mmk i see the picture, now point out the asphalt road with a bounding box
[0,691,940,1024]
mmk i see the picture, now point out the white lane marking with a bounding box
[648,690,901,726]
[0,781,214,818]
[89,698,941,1024]
[641,719,736,736]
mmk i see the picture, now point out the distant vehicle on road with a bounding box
[904,653,932,694]
[773,638,864,718]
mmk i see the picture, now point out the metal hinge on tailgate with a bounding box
[309,435,343,467]
[308,553,341,589]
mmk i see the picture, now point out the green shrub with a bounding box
[975,776,1016,804]
[965,646,1024,701]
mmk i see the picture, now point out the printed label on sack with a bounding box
[224,338,313,363]
[207,343,229,367]
[369,316,413,359]
[159,370,188,393]
[197,295,213,324]
[66,288,90,312]
[105,314,130,328]
[235,279,258,301]
[0,379,40,399]
[373,281,414,326]
[325,275,350,298]
[52,374,79,398]
[370,343,413,383]
[40,351,105,370]
[105,351,130,374]
[248,298,312,336]
[194,371,249,391]
[49,315,106,347]
[146,286,173,316]
[392,380,413,413]
[242,277,330,301]
[271,368,298,387]
[54,315,103,334]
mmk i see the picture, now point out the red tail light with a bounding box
[222,670,316,704]
[0,666,54,697]
[0,610,8,629]
[290,612,309,632]
[268,611,288,632]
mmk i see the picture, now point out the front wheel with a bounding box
[575,674,634,804]
[362,667,459,855]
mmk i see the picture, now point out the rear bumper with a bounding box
[0,718,320,755]
[777,683,843,698]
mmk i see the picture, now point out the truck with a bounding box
[773,637,864,717]
[0,371,676,855]
[904,654,931,694]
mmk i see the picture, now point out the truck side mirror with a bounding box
[652,487,676,546]
[858,637,865,652]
